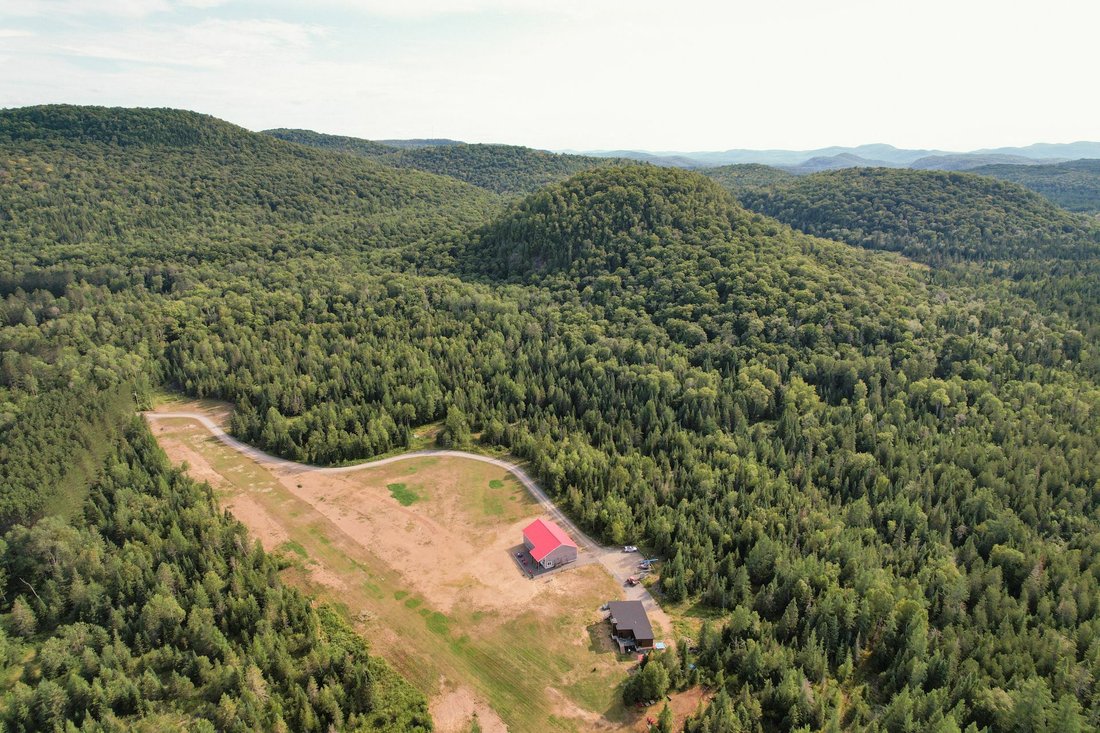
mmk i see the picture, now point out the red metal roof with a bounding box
[523,518,577,562]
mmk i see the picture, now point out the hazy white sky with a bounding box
[2,0,1097,151]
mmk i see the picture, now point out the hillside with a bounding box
[466,166,753,279]
[701,163,794,195]
[970,158,1100,213]
[380,143,627,195]
[1,106,500,274]
[376,138,464,149]
[261,128,626,195]
[4,108,1100,730]
[783,152,898,174]
[263,127,398,157]
[457,165,1100,728]
[0,106,500,730]
[0,104,261,149]
[909,152,1063,171]
[738,167,1099,261]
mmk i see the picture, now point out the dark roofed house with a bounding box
[607,600,654,651]
[522,518,578,569]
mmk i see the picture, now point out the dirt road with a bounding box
[144,411,674,636]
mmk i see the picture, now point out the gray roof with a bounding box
[607,600,654,640]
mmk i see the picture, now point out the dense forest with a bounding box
[4,105,1100,731]
[263,127,626,196]
[735,167,1099,262]
[970,159,1100,215]
[702,164,794,196]
[263,128,400,158]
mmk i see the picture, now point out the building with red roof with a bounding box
[522,518,578,569]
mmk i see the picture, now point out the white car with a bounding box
[622,545,638,553]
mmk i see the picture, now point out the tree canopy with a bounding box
[3,106,1100,731]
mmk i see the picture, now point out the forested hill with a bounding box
[1,105,501,274]
[457,165,1100,729]
[970,158,1100,214]
[378,143,628,195]
[0,104,260,149]
[701,163,794,196]
[466,166,756,278]
[261,127,625,195]
[263,127,399,157]
[737,167,1100,261]
[6,107,1100,730]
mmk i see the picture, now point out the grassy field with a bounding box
[149,408,643,732]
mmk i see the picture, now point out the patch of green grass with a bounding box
[393,590,408,600]
[425,611,450,636]
[489,479,504,489]
[387,482,420,506]
[405,598,422,609]
[278,540,308,558]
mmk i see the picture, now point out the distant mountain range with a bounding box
[572,141,1100,173]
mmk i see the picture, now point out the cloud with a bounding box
[1,0,1098,150]
[1,0,174,19]
[51,19,326,69]
[321,0,590,20]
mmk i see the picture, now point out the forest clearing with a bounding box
[147,400,697,732]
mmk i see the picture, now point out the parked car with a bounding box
[623,545,638,553]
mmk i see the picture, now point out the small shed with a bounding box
[522,518,578,569]
[607,600,654,651]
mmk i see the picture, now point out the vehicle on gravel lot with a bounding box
[623,545,638,553]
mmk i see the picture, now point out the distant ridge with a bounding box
[579,143,945,169]
[377,138,463,149]
[261,127,628,195]
[909,153,1067,171]
[975,141,1100,159]
[574,150,704,168]
[577,141,1100,174]
[781,153,900,175]
[263,127,397,157]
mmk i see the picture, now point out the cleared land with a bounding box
[148,400,695,732]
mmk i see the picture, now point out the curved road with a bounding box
[144,411,672,634]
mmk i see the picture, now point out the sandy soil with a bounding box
[221,492,289,550]
[265,463,563,615]
[545,686,623,730]
[631,687,713,731]
[430,684,509,733]
[148,419,228,490]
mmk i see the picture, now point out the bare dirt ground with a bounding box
[149,403,667,732]
[221,491,289,550]
[630,687,713,731]
[430,684,509,733]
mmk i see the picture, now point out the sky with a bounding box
[2,0,1098,152]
